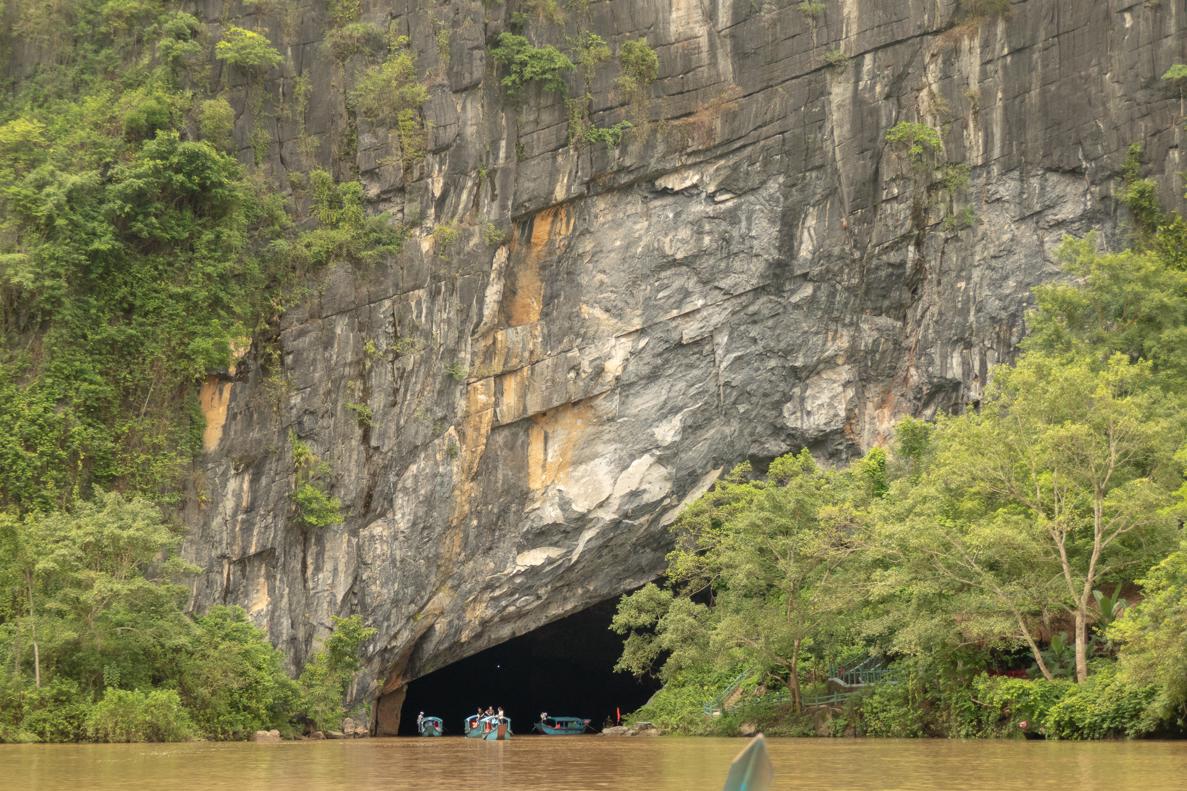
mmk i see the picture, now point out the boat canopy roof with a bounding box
[421,716,443,723]
[544,716,587,724]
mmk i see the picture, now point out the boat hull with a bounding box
[533,724,585,735]
[533,717,591,735]
[483,722,510,741]
[466,716,511,740]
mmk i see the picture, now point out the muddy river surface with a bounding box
[3,736,1186,790]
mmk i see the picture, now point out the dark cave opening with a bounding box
[397,598,660,735]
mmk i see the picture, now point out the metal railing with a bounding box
[702,670,752,716]
[701,658,890,714]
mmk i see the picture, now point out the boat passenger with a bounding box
[497,707,504,719]
[417,712,424,730]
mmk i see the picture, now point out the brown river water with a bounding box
[2,736,1185,791]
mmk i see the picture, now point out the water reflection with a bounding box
[2,737,1185,791]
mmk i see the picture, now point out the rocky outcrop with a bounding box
[178,0,1186,734]
[602,722,661,737]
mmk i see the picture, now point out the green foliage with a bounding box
[0,0,403,745]
[1162,64,1187,85]
[1043,665,1158,739]
[348,37,429,162]
[1120,144,1165,235]
[823,48,849,69]
[1023,235,1187,388]
[293,484,342,528]
[296,615,376,731]
[326,22,387,62]
[215,27,284,71]
[87,688,195,742]
[938,162,970,191]
[0,127,282,510]
[582,120,633,147]
[290,433,342,529]
[616,38,658,111]
[482,222,507,246]
[121,87,181,141]
[12,679,93,742]
[0,492,195,694]
[490,33,574,96]
[329,0,362,26]
[941,206,976,232]
[346,402,373,428]
[178,606,297,740]
[860,670,925,737]
[566,93,633,147]
[570,31,611,80]
[197,98,236,149]
[624,666,742,733]
[797,1,826,18]
[294,170,406,269]
[613,449,873,711]
[445,360,468,382]
[885,121,943,166]
[970,673,1072,735]
[432,222,461,256]
[1113,540,1187,725]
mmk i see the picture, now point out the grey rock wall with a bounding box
[177,0,1186,732]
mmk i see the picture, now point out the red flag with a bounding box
[616,707,621,724]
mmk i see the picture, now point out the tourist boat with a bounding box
[532,715,592,735]
[418,716,443,736]
[464,715,511,740]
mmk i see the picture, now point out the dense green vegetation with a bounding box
[0,491,374,741]
[0,1,391,742]
[614,214,1187,738]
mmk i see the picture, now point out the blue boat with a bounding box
[532,715,591,735]
[418,716,443,736]
[464,715,511,740]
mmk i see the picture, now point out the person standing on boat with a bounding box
[485,705,494,717]
[417,712,424,731]
[497,706,504,720]
[540,711,548,724]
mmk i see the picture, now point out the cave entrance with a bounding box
[396,597,659,735]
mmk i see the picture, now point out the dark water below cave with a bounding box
[3,736,1186,791]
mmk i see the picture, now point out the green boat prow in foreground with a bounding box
[721,734,772,791]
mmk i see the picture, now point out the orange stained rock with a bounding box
[527,399,595,491]
[506,205,573,327]
[199,376,233,452]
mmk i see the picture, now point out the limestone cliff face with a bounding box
[179,0,1186,731]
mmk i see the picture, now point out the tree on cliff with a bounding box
[612,451,875,712]
[878,353,1180,682]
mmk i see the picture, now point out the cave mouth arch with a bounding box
[396,598,660,735]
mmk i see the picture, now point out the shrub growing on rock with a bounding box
[215,27,284,71]
[490,33,574,96]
